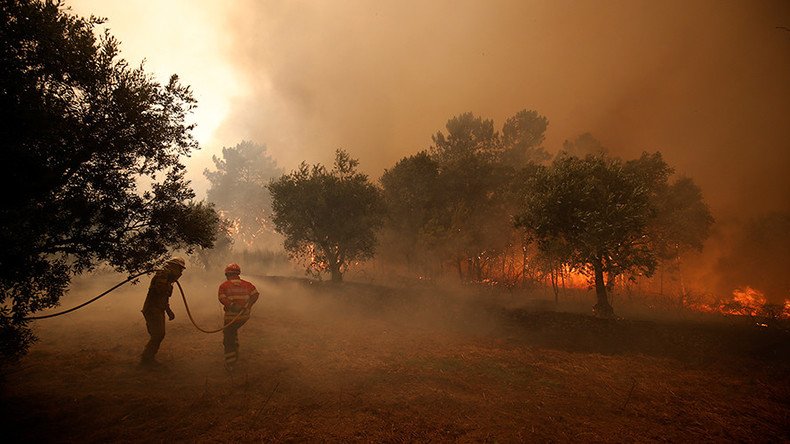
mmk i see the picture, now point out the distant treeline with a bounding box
[206,110,714,317]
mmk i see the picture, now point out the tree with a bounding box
[379,151,441,269]
[501,109,550,166]
[560,133,608,157]
[515,152,712,317]
[204,141,282,248]
[631,154,715,300]
[650,176,715,260]
[0,0,219,362]
[268,150,385,282]
[382,110,549,282]
[430,113,516,280]
[431,112,499,163]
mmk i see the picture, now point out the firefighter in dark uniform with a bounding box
[140,257,186,366]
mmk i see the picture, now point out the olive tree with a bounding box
[0,0,219,362]
[515,152,712,317]
[268,150,385,282]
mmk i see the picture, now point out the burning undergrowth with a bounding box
[687,287,790,320]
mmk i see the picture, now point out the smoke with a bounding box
[215,0,790,217]
[68,0,790,215]
[212,0,790,300]
[67,0,790,298]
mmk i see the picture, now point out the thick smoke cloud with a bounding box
[70,0,789,215]
[216,0,790,218]
[68,0,789,298]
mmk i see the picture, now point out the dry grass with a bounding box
[1,276,788,442]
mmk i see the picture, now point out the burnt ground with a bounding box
[1,276,789,443]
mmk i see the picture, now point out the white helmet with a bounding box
[165,256,186,269]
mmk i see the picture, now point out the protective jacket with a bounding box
[141,268,178,365]
[218,277,259,321]
[142,270,174,313]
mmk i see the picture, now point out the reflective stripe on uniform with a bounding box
[225,313,250,323]
[218,278,259,312]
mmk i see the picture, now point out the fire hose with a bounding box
[175,280,247,333]
[22,269,155,320]
[20,271,246,333]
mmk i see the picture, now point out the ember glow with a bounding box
[688,287,790,319]
[730,287,768,315]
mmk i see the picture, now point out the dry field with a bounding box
[2,274,788,442]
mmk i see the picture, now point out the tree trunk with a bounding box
[550,268,559,305]
[592,257,614,318]
[560,266,566,295]
[676,253,686,306]
[329,259,343,282]
[330,266,343,282]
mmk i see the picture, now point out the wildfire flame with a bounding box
[688,286,790,319]
[729,287,767,316]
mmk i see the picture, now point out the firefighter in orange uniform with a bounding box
[218,263,259,370]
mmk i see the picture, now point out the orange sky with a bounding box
[70,0,789,218]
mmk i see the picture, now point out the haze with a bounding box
[69,0,790,218]
[5,3,790,439]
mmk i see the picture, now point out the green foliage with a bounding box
[0,0,219,361]
[501,109,550,166]
[650,177,715,259]
[268,150,385,282]
[204,140,282,247]
[518,155,650,271]
[194,217,235,270]
[0,307,36,370]
[383,110,549,281]
[379,152,441,264]
[515,151,713,316]
[431,112,514,279]
[431,112,499,163]
[560,133,608,157]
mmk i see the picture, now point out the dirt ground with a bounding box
[2,274,789,443]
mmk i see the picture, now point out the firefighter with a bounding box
[218,263,259,371]
[140,257,186,367]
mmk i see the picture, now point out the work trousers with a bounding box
[223,316,248,365]
[142,309,166,362]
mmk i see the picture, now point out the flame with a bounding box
[728,287,767,316]
[686,286,790,319]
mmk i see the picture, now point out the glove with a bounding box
[166,308,175,321]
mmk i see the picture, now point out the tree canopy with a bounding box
[515,152,712,316]
[204,140,282,248]
[379,152,441,267]
[268,150,385,282]
[381,110,548,280]
[501,109,550,166]
[0,0,219,361]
